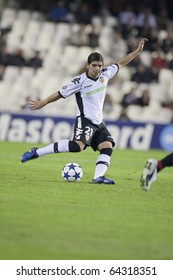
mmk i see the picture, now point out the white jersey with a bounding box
[59,64,119,125]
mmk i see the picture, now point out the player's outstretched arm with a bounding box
[28,91,62,110]
[116,38,148,69]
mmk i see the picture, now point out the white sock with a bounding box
[37,140,70,157]
[93,154,110,179]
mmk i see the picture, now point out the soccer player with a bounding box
[21,38,148,184]
[140,152,173,191]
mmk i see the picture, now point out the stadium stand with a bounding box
[0,0,173,122]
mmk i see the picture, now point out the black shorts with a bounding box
[73,116,115,151]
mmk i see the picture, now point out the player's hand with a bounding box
[137,38,148,52]
[28,99,45,110]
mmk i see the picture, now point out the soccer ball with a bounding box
[62,162,83,182]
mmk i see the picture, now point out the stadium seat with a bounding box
[17,9,31,22]
[0,8,16,29]
[20,67,35,83]
[140,51,152,67]
[104,15,118,28]
[25,20,41,36]
[91,15,102,31]
[158,30,168,44]
[116,68,132,84]
[37,34,53,52]
[149,82,167,103]
[11,19,28,37]
[20,34,38,57]
[167,80,173,101]
[0,81,11,110]
[158,68,173,85]
[53,23,71,45]
[78,46,92,61]
[31,11,44,21]
[126,105,143,121]
[3,66,20,84]
[6,32,22,53]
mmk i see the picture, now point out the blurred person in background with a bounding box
[48,0,71,22]
[136,88,150,107]
[121,86,139,108]
[151,47,167,70]
[131,63,151,83]
[141,153,173,191]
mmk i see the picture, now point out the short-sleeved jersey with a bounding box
[59,64,119,125]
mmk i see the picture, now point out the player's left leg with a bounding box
[92,141,115,184]
[91,124,115,185]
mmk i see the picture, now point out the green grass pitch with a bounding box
[0,141,173,260]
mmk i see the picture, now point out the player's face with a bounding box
[87,61,103,79]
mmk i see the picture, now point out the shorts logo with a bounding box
[75,128,83,139]
[100,78,104,83]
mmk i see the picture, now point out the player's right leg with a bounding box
[21,147,38,162]
[21,140,83,163]
[140,159,158,191]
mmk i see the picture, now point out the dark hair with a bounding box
[87,52,104,64]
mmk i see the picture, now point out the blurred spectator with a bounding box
[10,48,26,67]
[48,0,70,22]
[119,86,139,122]
[118,107,130,121]
[119,87,150,121]
[136,7,157,30]
[0,45,12,66]
[0,64,5,80]
[142,28,159,52]
[151,47,167,69]
[121,17,139,40]
[103,93,113,113]
[136,89,150,107]
[119,4,136,27]
[157,8,169,30]
[131,63,151,83]
[74,2,93,24]
[119,4,137,39]
[121,87,139,108]
[87,24,99,48]
[0,31,8,52]
[168,50,173,69]
[161,30,173,53]
[26,51,43,68]
[147,66,159,83]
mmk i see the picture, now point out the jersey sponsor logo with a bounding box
[86,85,106,96]
[71,77,81,84]
[62,85,67,89]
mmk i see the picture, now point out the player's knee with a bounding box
[69,141,81,152]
